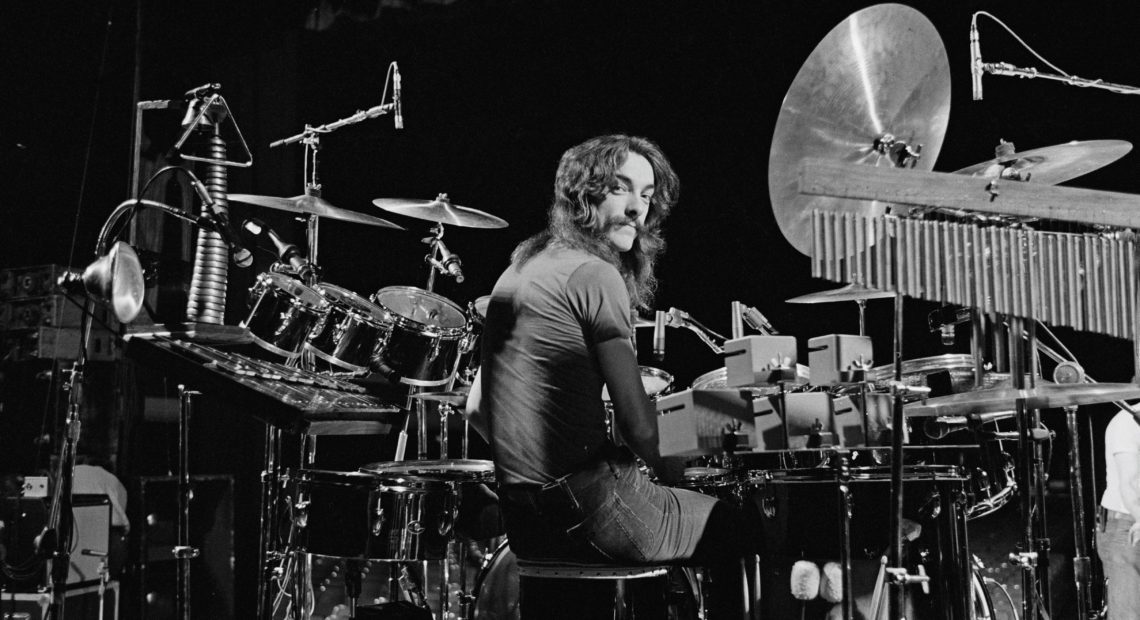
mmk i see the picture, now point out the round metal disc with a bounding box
[768,3,952,256]
[954,139,1132,185]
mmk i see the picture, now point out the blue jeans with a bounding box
[1098,512,1140,619]
[499,445,722,563]
[499,446,754,618]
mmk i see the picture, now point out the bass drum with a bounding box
[748,465,987,619]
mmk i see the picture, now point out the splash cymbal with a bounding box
[786,283,895,304]
[373,194,508,229]
[768,3,951,256]
[228,193,405,229]
[954,139,1132,185]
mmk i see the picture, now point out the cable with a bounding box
[973,11,1072,78]
[65,5,116,271]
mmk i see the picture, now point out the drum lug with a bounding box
[294,498,310,528]
[428,336,441,362]
[372,507,386,536]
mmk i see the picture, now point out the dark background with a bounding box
[4,1,1139,617]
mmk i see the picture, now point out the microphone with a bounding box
[653,310,666,361]
[189,179,253,268]
[243,219,314,281]
[742,306,778,335]
[432,238,464,282]
[392,64,404,130]
[790,560,820,601]
[970,21,983,100]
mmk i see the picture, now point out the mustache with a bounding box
[602,216,647,234]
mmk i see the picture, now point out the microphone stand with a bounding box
[982,61,1140,95]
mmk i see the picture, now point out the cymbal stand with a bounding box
[174,386,202,620]
[1006,315,1051,620]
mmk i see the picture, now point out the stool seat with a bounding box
[516,558,669,580]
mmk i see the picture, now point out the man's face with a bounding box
[596,152,655,252]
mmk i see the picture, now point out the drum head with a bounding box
[360,459,494,481]
[868,354,1016,395]
[259,272,326,308]
[689,366,808,391]
[314,282,386,322]
[374,286,468,331]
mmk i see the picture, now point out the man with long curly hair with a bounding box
[467,134,751,618]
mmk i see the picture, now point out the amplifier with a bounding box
[0,296,115,331]
[0,266,69,301]
[0,495,112,590]
[0,581,119,620]
[0,327,119,362]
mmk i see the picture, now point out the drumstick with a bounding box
[869,554,888,620]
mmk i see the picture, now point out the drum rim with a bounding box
[359,458,495,479]
[256,272,327,308]
[372,285,469,333]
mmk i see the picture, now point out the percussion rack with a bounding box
[801,157,1140,620]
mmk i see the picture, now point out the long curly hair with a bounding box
[512,134,679,308]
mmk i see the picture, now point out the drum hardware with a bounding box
[411,388,472,458]
[421,221,466,288]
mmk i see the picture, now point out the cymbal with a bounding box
[954,139,1132,186]
[786,283,895,304]
[905,382,1140,418]
[228,193,405,229]
[373,194,509,229]
[768,4,951,256]
[411,387,470,406]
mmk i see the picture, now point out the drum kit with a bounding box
[138,5,1140,620]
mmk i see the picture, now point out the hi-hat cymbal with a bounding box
[373,194,509,229]
[905,382,1140,418]
[954,139,1132,185]
[768,4,951,256]
[228,193,405,229]
[411,387,471,406]
[786,283,895,304]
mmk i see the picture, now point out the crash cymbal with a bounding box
[905,382,1140,418]
[768,4,951,256]
[954,139,1132,185]
[373,194,508,229]
[786,283,895,304]
[228,193,405,229]
[411,387,470,406]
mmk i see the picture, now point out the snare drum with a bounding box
[286,469,458,561]
[306,283,388,371]
[371,286,469,386]
[243,272,329,359]
[672,466,743,504]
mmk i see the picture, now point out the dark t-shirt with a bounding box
[481,245,632,485]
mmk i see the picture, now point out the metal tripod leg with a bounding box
[175,386,202,620]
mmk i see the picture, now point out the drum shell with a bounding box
[306,284,387,371]
[670,467,744,504]
[288,469,457,561]
[371,286,468,387]
[243,273,328,359]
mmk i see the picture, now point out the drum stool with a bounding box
[515,559,670,619]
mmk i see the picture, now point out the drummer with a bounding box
[465,134,753,618]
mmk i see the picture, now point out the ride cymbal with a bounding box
[373,194,508,229]
[411,387,471,406]
[768,3,951,256]
[905,382,1140,418]
[228,193,405,229]
[954,139,1132,185]
[786,283,895,304]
